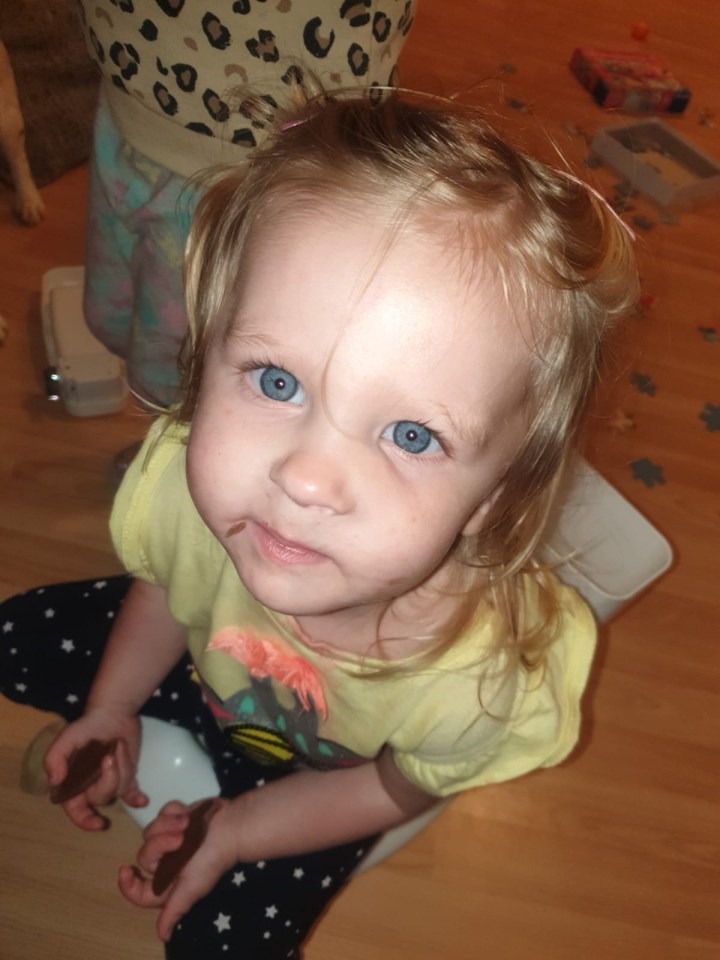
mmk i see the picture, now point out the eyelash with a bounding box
[390,420,449,460]
[237,358,450,458]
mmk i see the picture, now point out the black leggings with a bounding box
[0,576,378,960]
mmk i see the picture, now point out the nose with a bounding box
[270,448,354,515]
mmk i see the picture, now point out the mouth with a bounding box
[252,522,328,566]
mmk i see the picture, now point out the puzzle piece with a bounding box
[608,194,634,214]
[698,107,716,128]
[699,403,720,431]
[615,180,640,199]
[506,97,532,113]
[631,372,657,396]
[639,292,655,311]
[698,326,718,344]
[633,214,656,231]
[610,409,636,432]
[631,458,666,487]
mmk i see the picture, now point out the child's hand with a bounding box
[43,709,147,830]
[118,798,232,943]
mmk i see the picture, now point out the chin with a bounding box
[235,567,328,617]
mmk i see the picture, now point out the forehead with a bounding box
[230,202,532,436]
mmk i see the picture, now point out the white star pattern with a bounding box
[93,580,107,590]
[66,694,79,704]
[265,905,278,919]
[256,778,266,787]
[44,608,55,619]
[321,875,332,888]
[231,871,246,887]
[256,861,266,870]
[263,931,271,939]
[292,868,305,879]
[61,639,75,653]
[107,611,115,619]
[14,683,27,693]
[2,621,13,633]
[213,913,231,933]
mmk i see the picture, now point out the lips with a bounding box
[252,522,327,566]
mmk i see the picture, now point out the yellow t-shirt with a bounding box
[111,418,597,797]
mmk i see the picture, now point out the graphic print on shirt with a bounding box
[201,628,366,771]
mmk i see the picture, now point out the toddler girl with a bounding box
[0,90,637,959]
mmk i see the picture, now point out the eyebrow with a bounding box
[222,324,283,352]
[429,401,494,453]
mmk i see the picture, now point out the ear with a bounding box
[460,484,503,538]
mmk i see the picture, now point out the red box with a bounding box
[570,47,691,114]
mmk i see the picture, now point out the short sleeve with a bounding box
[109,417,187,584]
[391,584,597,797]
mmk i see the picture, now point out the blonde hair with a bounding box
[174,89,638,677]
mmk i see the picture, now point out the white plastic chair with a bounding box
[126,458,673,867]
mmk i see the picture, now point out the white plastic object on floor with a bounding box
[129,716,222,828]
[540,457,673,622]
[41,266,128,416]
[124,461,673,867]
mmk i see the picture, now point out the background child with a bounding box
[0,90,637,960]
[76,0,417,410]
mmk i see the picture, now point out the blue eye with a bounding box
[383,420,442,455]
[252,366,305,404]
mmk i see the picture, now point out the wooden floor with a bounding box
[1,2,718,957]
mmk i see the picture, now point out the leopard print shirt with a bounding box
[77,0,416,175]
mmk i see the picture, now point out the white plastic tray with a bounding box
[541,457,673,621]
[41,266,128,417]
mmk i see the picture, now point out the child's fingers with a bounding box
[156,866,219,943]
[114,739,149,808]
[135,824,187,877]
[118,861,201,943]
[140,803,189,845]
[117,864,165,909]
[83,751,122,807]
[43,731,76,786]
[146,800,191,830]
[62,792,110,832]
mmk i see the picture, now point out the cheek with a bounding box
[186,410,233,505]
[371,498,462,569]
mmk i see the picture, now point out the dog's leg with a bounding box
[0,40,45,224]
